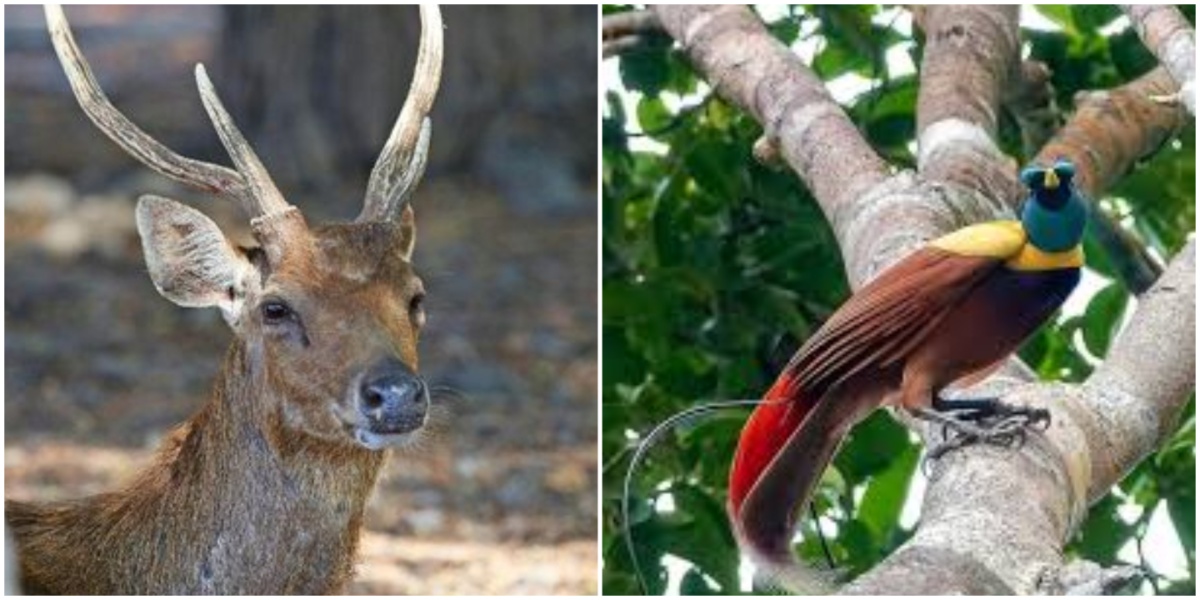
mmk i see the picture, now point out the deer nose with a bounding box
[358,359,427,434]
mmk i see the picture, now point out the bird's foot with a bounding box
[914,398,1051,468]
[914,407,1028,460]
[931,395,1052,430]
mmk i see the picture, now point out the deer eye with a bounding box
[261,300,295,325]
[409,292,426,326]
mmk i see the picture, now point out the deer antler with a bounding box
[44,4,291,219]
[358,4,444,223]
[194,65,291,217]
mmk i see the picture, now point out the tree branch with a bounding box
[602,10,665,59]
[1034,67,1186,294]
[642,4,1195,595]
[1121,5,1195,115]
[848,240,1194,595]
[915,6,1024,205]
[603,9,661,39]
[1003,60,1062,156]
[1035,68,1189,201]
[653,5,1010,290]
[1082,239,1195,495]
[652,5,891,220]
[1087,209,1163,295]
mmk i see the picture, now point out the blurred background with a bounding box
[6,5,596,594]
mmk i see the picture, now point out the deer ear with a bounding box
[136,195,255,324]
[397,204,417,260]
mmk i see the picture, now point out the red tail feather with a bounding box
[727,372,816,516]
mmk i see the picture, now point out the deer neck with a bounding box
[19,340,387,594]
[205,338,387,497]
[152,338,387,592]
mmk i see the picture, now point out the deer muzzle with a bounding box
[353,357,429,449]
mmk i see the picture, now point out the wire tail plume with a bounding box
[621,397,788,594]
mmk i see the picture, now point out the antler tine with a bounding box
[44,5,251,205]
[358,4,444,223]
[194,65,291,218]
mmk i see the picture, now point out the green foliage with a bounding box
[603,4,1195,594]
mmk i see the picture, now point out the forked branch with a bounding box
[642,4,1194,595]
[1121,5,1195,115]
[602,10,664,58]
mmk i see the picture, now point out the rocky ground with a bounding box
[4,173,598,594]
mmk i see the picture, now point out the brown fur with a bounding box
[7,214,425,594]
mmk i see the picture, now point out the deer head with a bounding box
[45,5,443,452]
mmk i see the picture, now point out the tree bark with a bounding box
[915,5,1022,203]
[847,240,1194,595]
[1121,5,1195,115]
[651,4,1194,594]
[1033,67,1187,295]
[909,9,1175,296]
[1002,60,1061,157]
[1035,68,1188,203]
[602,10,663,58]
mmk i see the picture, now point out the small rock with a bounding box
[76,194,138,260]
[405,508,445,535]
[6,173,75,219]
[543,463,588,494]
[38,217,89,260]
[496,470,542,508]
[455,455,484,479]
[36,194,137,261]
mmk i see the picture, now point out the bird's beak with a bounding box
[1044,169,1059,190]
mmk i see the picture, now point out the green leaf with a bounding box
[682,134,744,199]
[680,568,720,595]
[838,519,878,574]
[813,40,871,79]
[1074,495,1130,563]
[637,96,673,135]
[620,47,670,96]
[1036,5,1075,35]
[1168,494,1195,564]
[603,325,647,386]
[835,412,912,482]
[650,485,740,591]
[1081,282,1128,357]
[858,444,919,541]
[767,13,801,45]
[1071,5,1119,31]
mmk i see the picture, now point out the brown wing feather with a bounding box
[732,247,1010,564]
[775,248,1004,397]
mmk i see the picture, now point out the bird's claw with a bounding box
[915,403,1050,471]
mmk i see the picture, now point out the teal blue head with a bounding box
[1018,159,1086,253]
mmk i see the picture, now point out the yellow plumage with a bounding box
[929,221,1025,258]
[1006,243,1084,270]
[929,220,1083,270]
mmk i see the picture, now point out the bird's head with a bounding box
[1020,159,1076,209]
[1019,159,1086,253]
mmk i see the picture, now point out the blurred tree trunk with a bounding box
[217,6,596,216]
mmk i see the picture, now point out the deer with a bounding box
[6,5,445,594]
